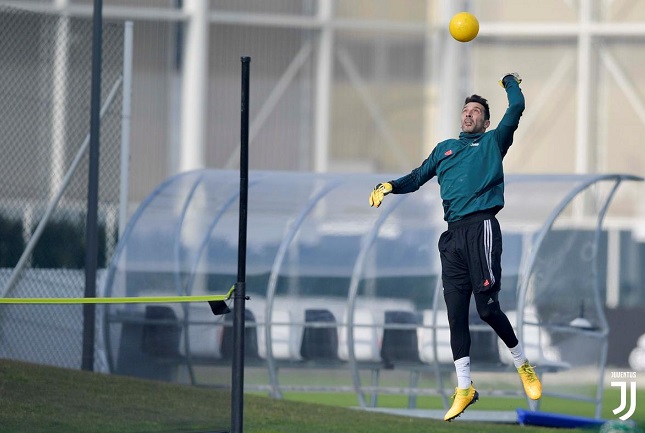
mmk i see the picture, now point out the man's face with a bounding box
[461,102,490,134]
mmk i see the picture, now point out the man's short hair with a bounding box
[464,94,490,120]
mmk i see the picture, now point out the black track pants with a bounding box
[438,212,518,360]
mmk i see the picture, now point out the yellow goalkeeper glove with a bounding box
[369,182,392,208]
[499,72,522,88]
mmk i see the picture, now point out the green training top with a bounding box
[390,80,525,223]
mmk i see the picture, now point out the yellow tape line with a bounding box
[0,286,235,304]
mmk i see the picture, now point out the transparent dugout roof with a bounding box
[102,170,642,303]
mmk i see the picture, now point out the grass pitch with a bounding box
[0,359,636,433]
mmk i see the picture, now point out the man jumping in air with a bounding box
[369,73,542,421]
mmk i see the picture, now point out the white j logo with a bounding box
[611,381,637,421]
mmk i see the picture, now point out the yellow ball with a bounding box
[449,12,479,43]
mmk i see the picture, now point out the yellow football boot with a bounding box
[444,383,479,421]
[518,362,542,400]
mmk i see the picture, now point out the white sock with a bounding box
[454,356,471,389]
[509,342,528,368]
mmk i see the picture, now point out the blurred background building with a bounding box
[2,1,643,198]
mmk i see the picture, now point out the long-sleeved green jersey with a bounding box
[390,81,525,222]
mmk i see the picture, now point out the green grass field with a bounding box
[281,390,645,424]
[0,359,641,433]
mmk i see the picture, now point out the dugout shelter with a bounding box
[101,169,642,418]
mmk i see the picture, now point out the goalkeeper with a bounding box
[369,73,542,421]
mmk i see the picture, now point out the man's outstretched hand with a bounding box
[369,182,392,208]
[499,72,522,88]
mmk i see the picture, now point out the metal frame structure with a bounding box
[101,170,642,419]
[347,173,643,416]
[4,0,645,178]
[513,173,642,418]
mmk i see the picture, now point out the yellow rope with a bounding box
[0,286,235,304]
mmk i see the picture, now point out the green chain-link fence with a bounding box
[0,6,124,370]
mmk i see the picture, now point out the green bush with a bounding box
[0,215,24,267]
[32,218,106,269]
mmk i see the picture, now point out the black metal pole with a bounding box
[231,56,250,433]
[82,0,103,372]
